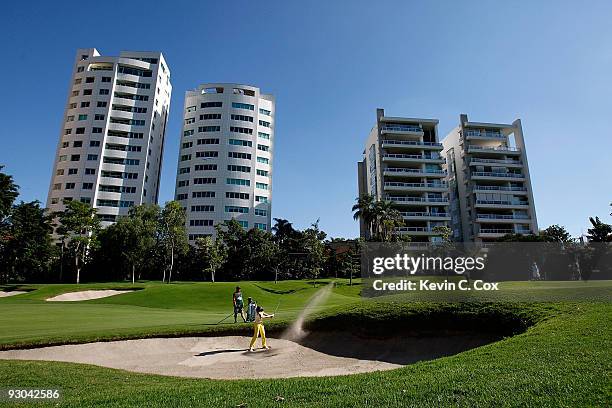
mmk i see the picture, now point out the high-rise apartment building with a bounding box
[46,48,171,225]
[443,114,538,242]
[174,83,274,242]
[357,109,450,242]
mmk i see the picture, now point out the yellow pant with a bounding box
[249,323,266,348]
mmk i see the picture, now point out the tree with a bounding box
[352,194,376,239]
[0,166,19,221]
[302,220,328,284]
[195,236,226,282]
[586,216,612,242]
[432,225,453,243]
[1,201,54,283]
[159,201,188,283]
[374,200,404,241]
[55,200,100,284]
[540,224,572,243]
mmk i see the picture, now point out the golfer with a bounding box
[249,306,274,351]
[233,286,246,323]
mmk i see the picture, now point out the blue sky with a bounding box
[1,0,611,238]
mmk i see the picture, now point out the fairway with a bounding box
[0,280,610,407]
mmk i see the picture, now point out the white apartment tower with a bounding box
[175,83,274,242]
[358,109,450,242]
[46,48,171,225]
[443,114,538,242]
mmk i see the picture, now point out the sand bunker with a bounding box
[0,291,26,298]
[0,332,499,379]
[46,290,132,302]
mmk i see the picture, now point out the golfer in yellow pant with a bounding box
[249,306,274,351]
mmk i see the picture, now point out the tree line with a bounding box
[0,167,360,284]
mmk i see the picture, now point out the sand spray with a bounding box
[281,282,333,342]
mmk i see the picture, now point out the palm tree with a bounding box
[352,194,376,238]
[374,200,404,241]
[587,216,612,242]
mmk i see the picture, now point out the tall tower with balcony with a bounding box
[442,114,538,242]
[174,83,274,242]
[357,109,450,242]
[46,48,171,225]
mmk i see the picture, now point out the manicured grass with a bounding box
[0,280,610,407]
[0,280,360,349]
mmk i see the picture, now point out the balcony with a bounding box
[383,168,447,178]
[464,130,506,140]
[381,140,443,150]
[382,153,445,164]
[383,182,448,192]
[396,226,436,236]
[387,196,449,206]
[380,125,423,136]
[471,171,524,181]
[401,211,451,221]
[474,200,529,209]
[477,228,515,238]
[472,185,528,194]
[467,145,521,155]
[469,158,522,168]
[475,214,531,223]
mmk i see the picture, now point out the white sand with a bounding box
[0,332,497,379]
[0,291,26,298]
[46,290,132,302]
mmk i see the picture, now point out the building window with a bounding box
[255,223,267,231]
[77,66,84,72]
[200,113,221,120]
[85,168,95,175]
[78,114,87,121]
[85,77,94,83]
[92,127,102,133]
[94,114,105,120]
[227,165,250,173]
[81,101,90,108]
[52,183,61,190]
[258,132,270,140]
[193,178,216,184]
[97,101,107,107]
[76,127,85,134]
[102,77,111,82]
[90,140,100,146]
[226,178,250,186]
[230,114,253,123]
[228,152,251,160]
[67,168,77,175]
[177,193,188,200]
[200,102,222,108]
[83,89,92,95]
[226,192,249,199]
[229,126,253,135]
[197,138,219,145]
[256,196,268,203]
[231,102,254,110]
[70,155,80,161]
[257,157,269,164]
[82,183,93,190]
[66,116,75,122]
[191,205,214,212]
[184,129,194,136]
[73,141,82,148]
[190,219,214,227]
[195,151,218,158]
[80,197,91,204]
[259,120,270,127]
[87,154,98,160]
[198,126,221,133]
[257,144,269,152]
[65,183,75,189]
[255,209,267,216]
[56,169,64,176]
[58,155,67,162]
[225,206,249,214]
[192,191,216,198]
[259,108,271,116]
[194,164,217,171]
[99,89,109,95]
[229,139,252,147]
[256,169,269,176]
[256,182,268,190]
